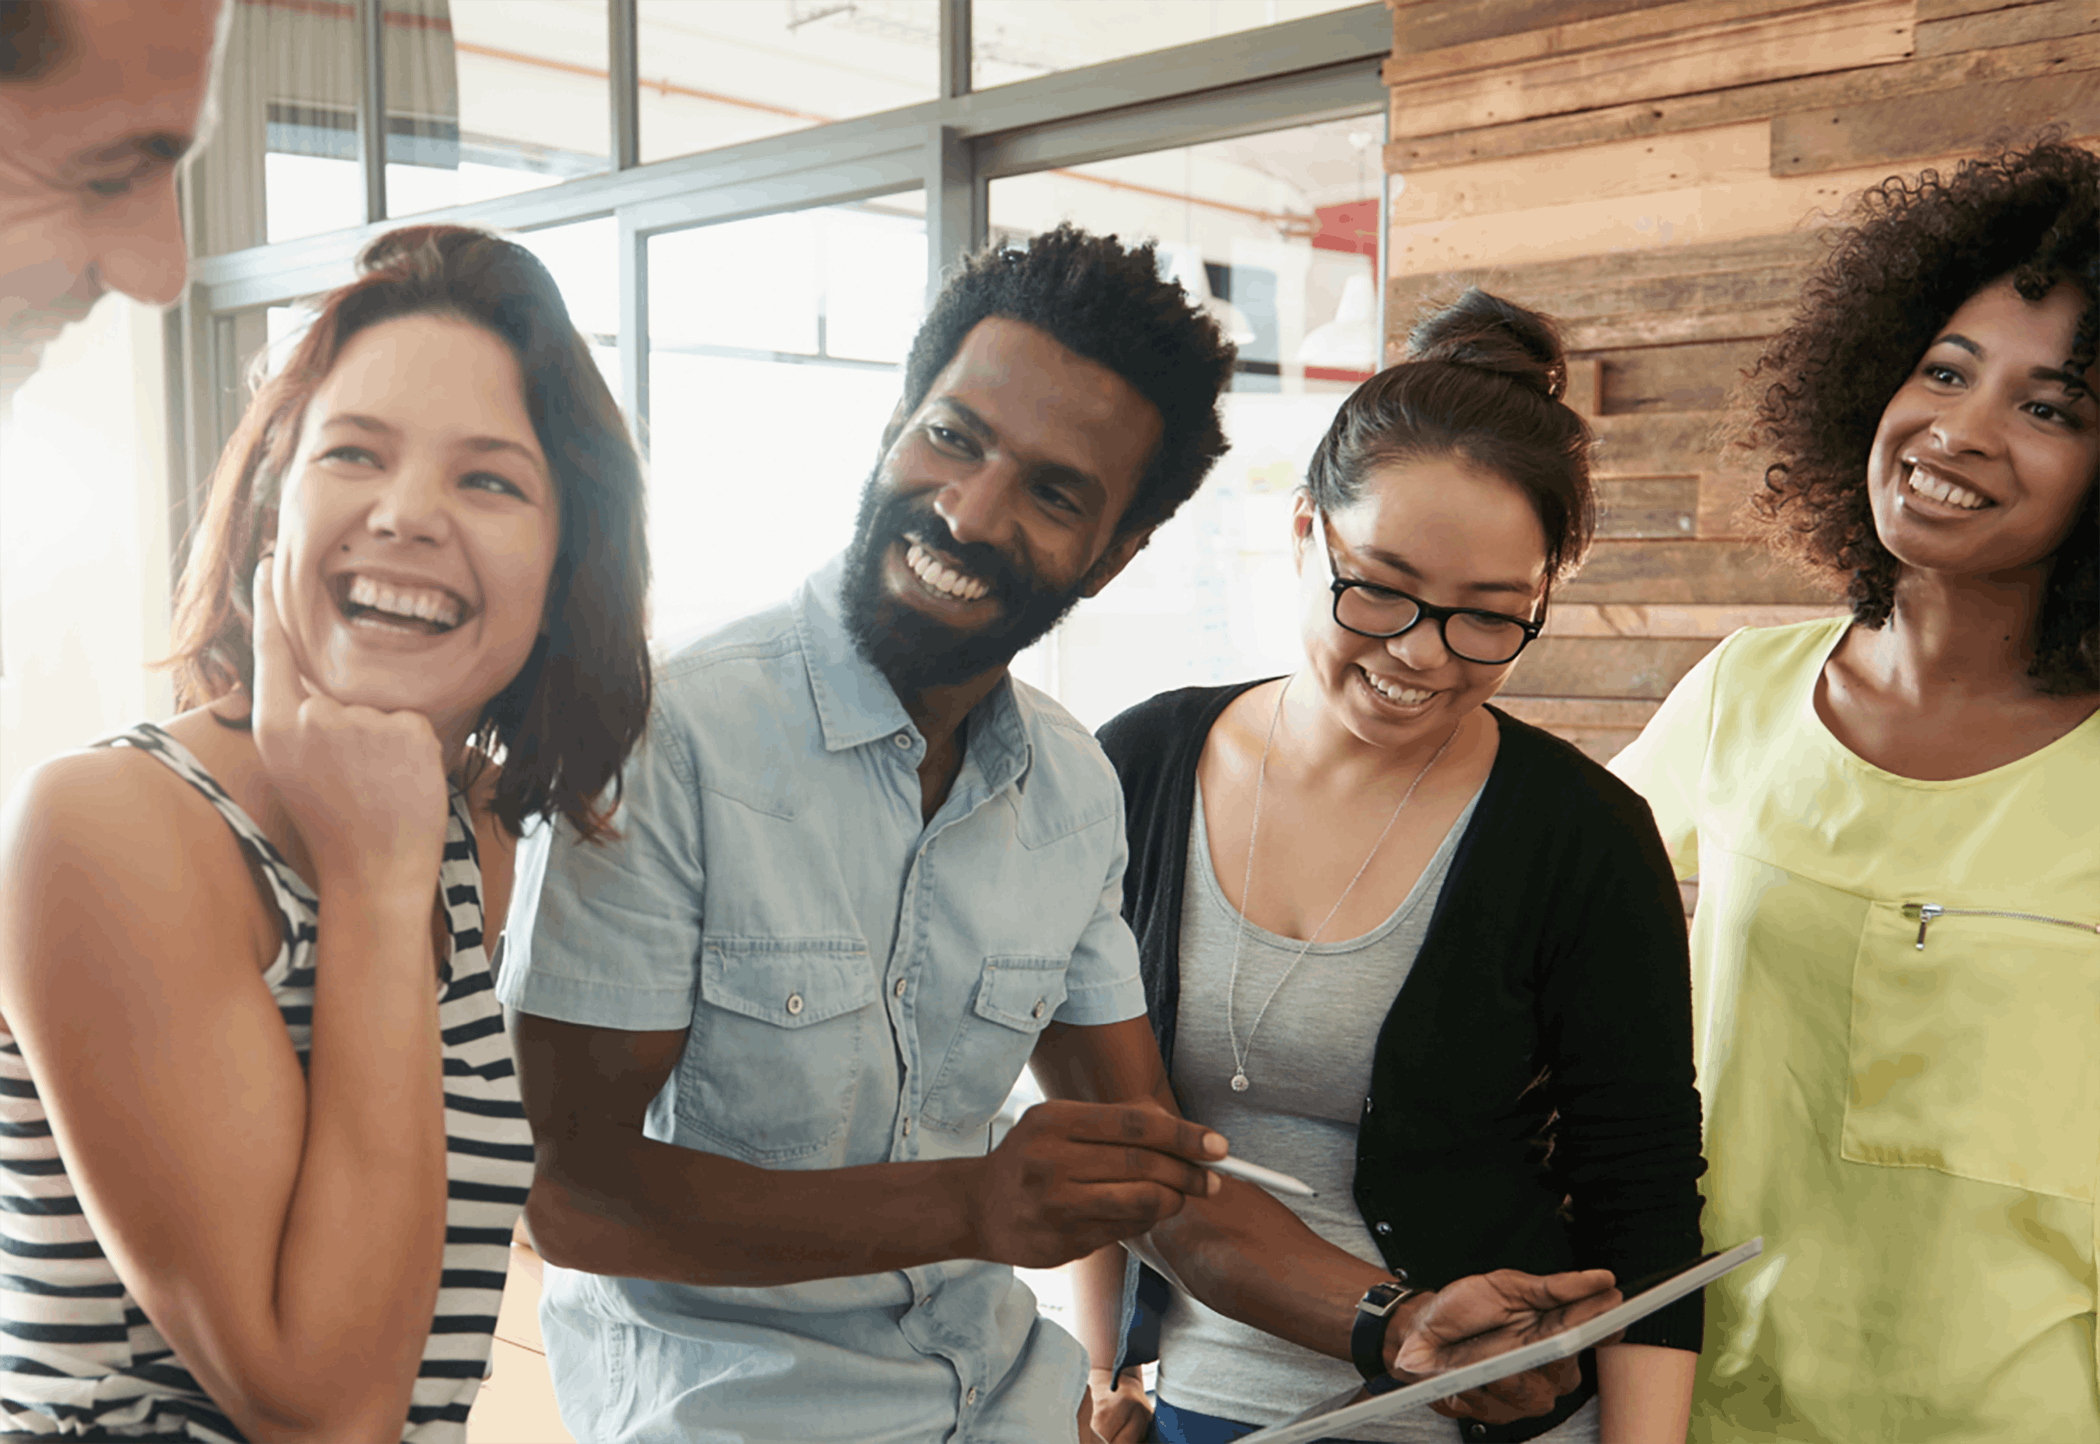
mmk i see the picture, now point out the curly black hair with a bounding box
[888,223,1239,538]
[1738,135,2100,693]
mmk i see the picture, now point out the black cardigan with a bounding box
[1099,682,1707,1444]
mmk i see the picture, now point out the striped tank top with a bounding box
[0,723,534,1441]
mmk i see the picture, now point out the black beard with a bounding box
[840,470,1090,700]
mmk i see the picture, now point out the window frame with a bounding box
[167,0,1391,577]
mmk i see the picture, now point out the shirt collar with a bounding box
[793,554,1035,792]
[795,554,914,753]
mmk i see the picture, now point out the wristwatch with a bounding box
[1351,1277,1422,1384]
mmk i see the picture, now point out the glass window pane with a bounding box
[637,1,939,166]
[971,0,1368,89]
[645,200,926,646]
[986,114,1384,727]
[385,0,611,219]
[194,0,366,250]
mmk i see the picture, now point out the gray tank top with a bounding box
[1157,780,1602,1443]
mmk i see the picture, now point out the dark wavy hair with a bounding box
[889,223,1238,538]
[1306,287,1597,587]
[165,225,652,840]
[1738,136,2100,693]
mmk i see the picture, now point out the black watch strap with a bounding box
[1350,1278,1419,1383]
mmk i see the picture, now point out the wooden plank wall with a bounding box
[1380,0,2100,760]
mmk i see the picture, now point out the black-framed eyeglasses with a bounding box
[1315,515,1544,666]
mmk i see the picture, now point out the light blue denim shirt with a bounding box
[498,556,1147,1444]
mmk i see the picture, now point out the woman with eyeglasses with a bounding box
[1072,290,1706,1444]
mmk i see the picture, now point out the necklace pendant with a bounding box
[1230,1072,1250,1092]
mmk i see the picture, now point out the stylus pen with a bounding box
[1207,1155,1317,1197]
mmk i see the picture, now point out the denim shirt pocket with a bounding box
[1841,899,2100,1201]
[921,955,1071,1135]
[680,937,881,1166]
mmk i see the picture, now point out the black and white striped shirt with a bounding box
[0,723,534,1441]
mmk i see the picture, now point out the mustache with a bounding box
[875,498,1051,607]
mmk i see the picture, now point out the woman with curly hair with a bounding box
[1611,136,2100,1441]
[0,225,650,1441]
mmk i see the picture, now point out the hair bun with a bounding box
[1405,287,1569,402]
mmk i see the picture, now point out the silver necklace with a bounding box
[1223,675,1460,1093]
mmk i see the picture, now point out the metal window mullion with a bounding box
[610,0,639,171]
[618,207,648,452]
[357,0,387,222]
[939,0,971,100]
[925,125,982,306]
[1376,104,1390,370]
[977,57,1386,179]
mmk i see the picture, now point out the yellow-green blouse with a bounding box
[1611,618,2100,1442]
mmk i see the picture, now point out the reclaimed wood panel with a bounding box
[1770,70,2100,175]
[1391,124,1770,223]
[1390,233,1818,354]
[1595,340,1766,414]
[1543,602,1845,637]
[1387,31,2100,171]
[1564,356,1602,416]
[1384,0,1852,85]
[1390,0,1672,57]
[1592,411,1729,475]
[1493,696,1663,730]
[1506,636,1719,697]
[1916,0,2100,55]
[1597,478,1700,538]
[1698,465,1771,537]
[1392,230,1818,308]
[1386,0,1913,137]
[1916,0,2027,18]
[1558,540,1841,603]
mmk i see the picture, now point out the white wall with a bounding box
[0,297,176,806]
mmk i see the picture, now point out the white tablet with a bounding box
[1238,1237,1764,1444]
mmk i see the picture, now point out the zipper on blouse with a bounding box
[1901,902,2100,951]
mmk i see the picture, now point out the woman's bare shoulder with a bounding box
[1,721,266,953]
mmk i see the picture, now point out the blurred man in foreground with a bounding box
[1,0,222,400]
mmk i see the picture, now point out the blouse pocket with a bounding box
[1842,899,2100,1200]
[920,955,1070,1135]
[680,938,881,1166]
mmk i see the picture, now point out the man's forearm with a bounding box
[527,1128,983,1287]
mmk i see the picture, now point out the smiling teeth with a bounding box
[347,574,462,628]
[1361,668,1434,705]
[1907,466,1990,510]
[904,539,989,601]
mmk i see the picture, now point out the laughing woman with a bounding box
[1077,291,1707,1444]
[0,226,649,1442]
[1611,138,2100,1442]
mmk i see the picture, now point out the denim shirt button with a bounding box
[892,731,913,749]
[894,978,907,998]
[902,1116,912,1136]
[785,992,804,1016]
[966,1387,978,1406]
[1032,998,1046,1019]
